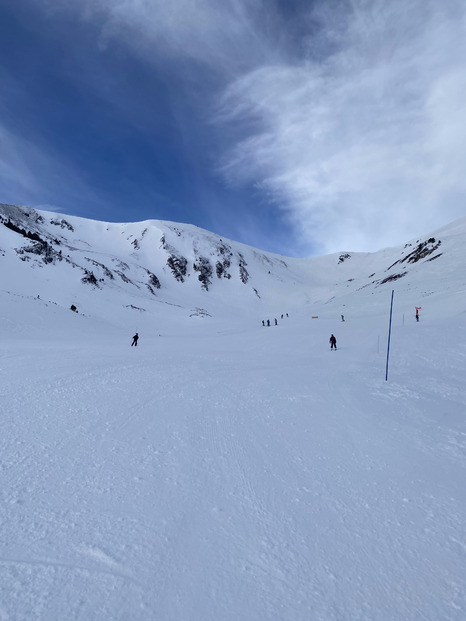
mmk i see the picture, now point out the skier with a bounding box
[267,319,270,327]
[274,318,278,326]
[262,320,265,327]
[415,307,421,322]
[329,334,337,350]
[131,332,139,346]
[341,314,345,322]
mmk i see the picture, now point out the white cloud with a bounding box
[38,0,275,75]
[216,0,466,254]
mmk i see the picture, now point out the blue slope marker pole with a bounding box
[385,290,395,381]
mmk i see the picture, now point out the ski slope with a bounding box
[1,291,465,620]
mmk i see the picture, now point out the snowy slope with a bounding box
[1,204,305,328]
[1,206,466,620]
[2,204,465,331]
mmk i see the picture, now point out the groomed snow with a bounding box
[1,209,466,619]
[1,289,465,620]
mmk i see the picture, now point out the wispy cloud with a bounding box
[37,0,277,75]
[216,0,466,253]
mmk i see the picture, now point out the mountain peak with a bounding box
[1,203,465,329]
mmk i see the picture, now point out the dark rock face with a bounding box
[193,256,213,291]
[238,253,249,284]
[167,255,188,282]
[81,270,99,287]
[387,238,442,271]
[380,272,407,284]
[403,238,441,264]
[216,260,232,279]
[215,243,233,280]
[147,271,161,289]
[16,240,63,265]
[51,218,74,231]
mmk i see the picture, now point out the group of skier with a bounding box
[262,313,288,327]
[261,313,338,351]
[130,307,421,349]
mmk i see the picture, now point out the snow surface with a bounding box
[1,212,466,620]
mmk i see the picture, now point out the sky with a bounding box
[0,0,465,257]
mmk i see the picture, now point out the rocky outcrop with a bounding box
[167,255,188,282]
[193,256,213,291]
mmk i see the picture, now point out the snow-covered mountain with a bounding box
[1,203,466,620]
[1,203,465,332]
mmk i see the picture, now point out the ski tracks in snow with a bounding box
[1,325,466,620]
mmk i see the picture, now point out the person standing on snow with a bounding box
[131,332,139,346]
[329,334,337,350]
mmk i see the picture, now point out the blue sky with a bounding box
[1,0,465,256]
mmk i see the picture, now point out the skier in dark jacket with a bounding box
[329,334,337,350]
[131,332,139,346]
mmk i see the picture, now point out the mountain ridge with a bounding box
[1,203,465,329]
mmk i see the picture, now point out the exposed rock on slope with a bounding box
[1,203,464,324]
